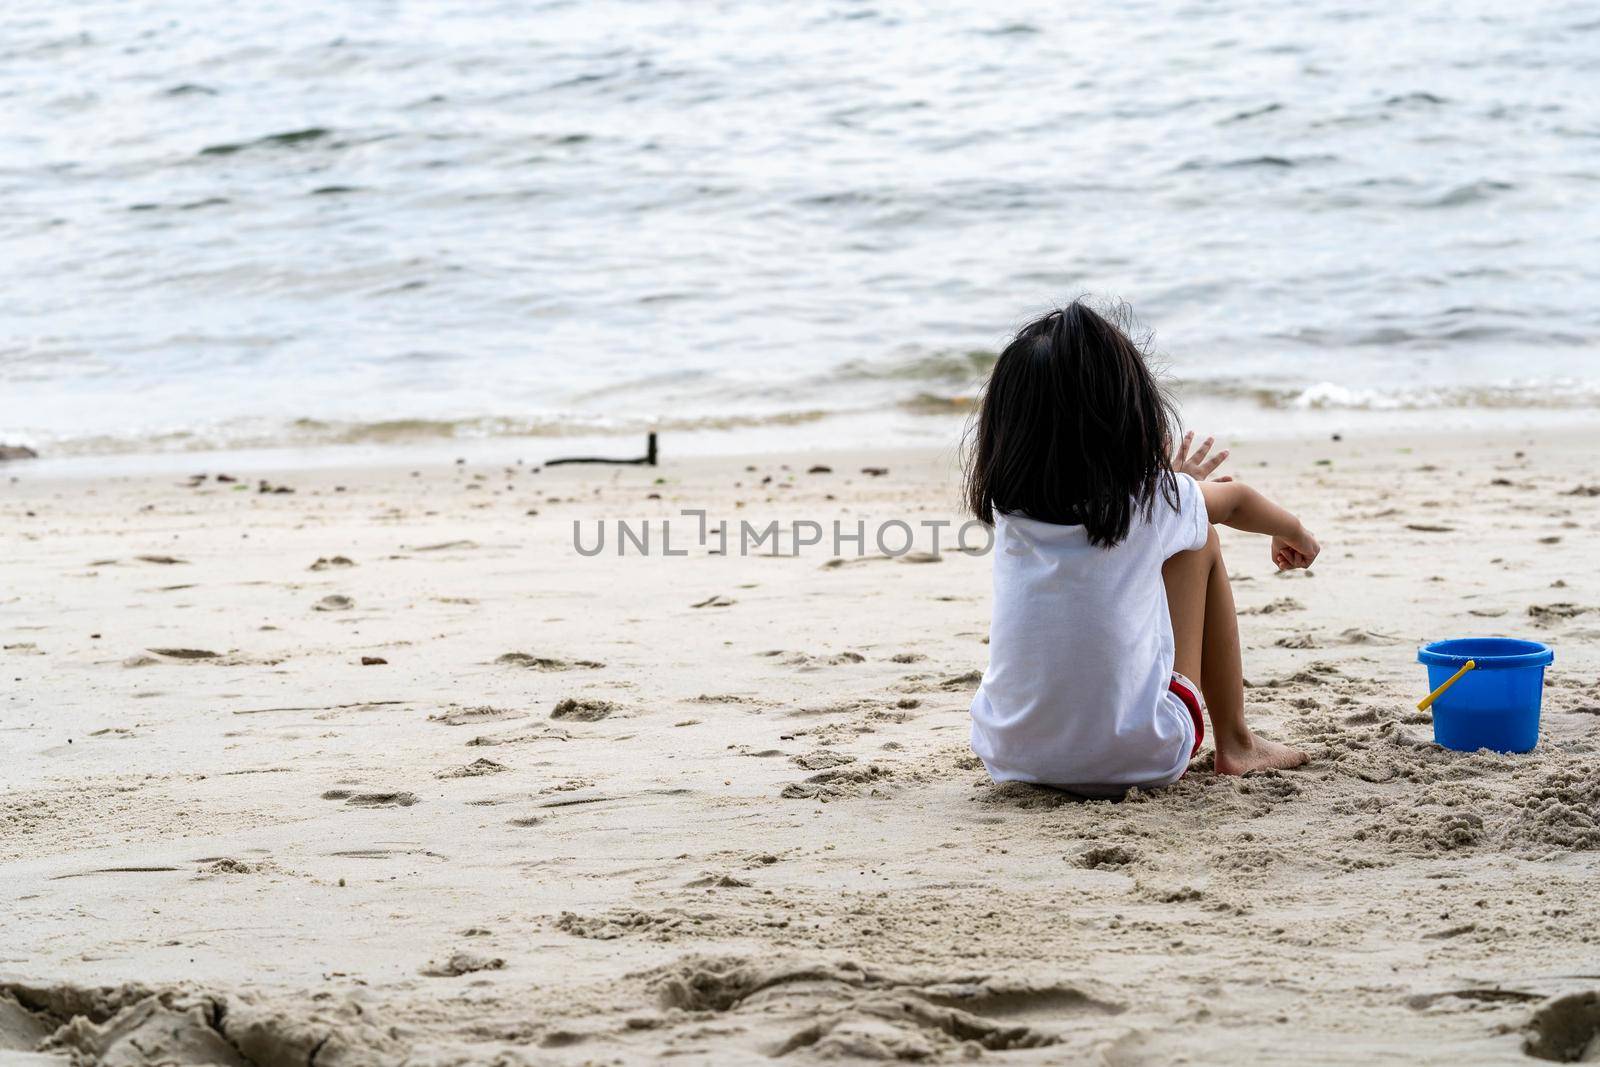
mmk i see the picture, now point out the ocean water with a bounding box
[4,0,1600,461]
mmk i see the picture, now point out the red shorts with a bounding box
[1169,672,1206,757]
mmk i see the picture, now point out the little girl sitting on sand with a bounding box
[964,300,1316,796]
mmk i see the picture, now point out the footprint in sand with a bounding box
[321,790,419,807]
[429,706,525,726]
[1406,988,1540,1011]
[1338,627,1399,645]
[1240,597,1304,616]
[314,595,354,612]
[49,866,183,880]
[792,751,856,771]
[418,951,504,977]
[758,649,871,672]
[1528,602,1589,624]
[780,764,892,800]
[651,957,1123,1057]
[1273,633,1320,649]
[309,555,356,571]
[550,698,615,721]
[327,848,439,860]
[464,724,569,747]
[436,758,507,779]
[783,650,868,669]
[690,693,760,706]
[684,872,753,889]
[0,987,243,1064]
[973,782,1084,810]
[554,908,705,941]
[1522,991,1600,1062]
[938,670,983,690]
[1078,845,1137,870]
[496,652,604,671]
[409,540,478,553]
[200,858,266,876]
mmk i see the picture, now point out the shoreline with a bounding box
[8,397,1600,481]
[5,425,1599,1063]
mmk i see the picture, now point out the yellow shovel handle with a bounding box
[1417,659,1476,712]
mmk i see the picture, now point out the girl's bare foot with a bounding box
[1213,732,1308,776]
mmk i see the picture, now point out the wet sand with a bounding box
[3,429,1599,1065]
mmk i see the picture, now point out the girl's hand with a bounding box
[1271,525,1320,571]
[1172,431,1232,482]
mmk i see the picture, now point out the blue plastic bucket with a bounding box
[1417,638,1553,753]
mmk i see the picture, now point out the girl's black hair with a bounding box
[962,299,1180,547]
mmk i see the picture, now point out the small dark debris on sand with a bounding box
[360,656,387,666]
[147,647,220,659]
[691,594,735,608]
[135,554,188,565]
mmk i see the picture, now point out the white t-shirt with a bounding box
[969,473,1211,795]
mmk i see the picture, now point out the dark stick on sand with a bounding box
[546,432,658,467]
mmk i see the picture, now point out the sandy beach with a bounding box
[4,427,1599,1065]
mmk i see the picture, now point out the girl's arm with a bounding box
[1198,481,1321,571]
